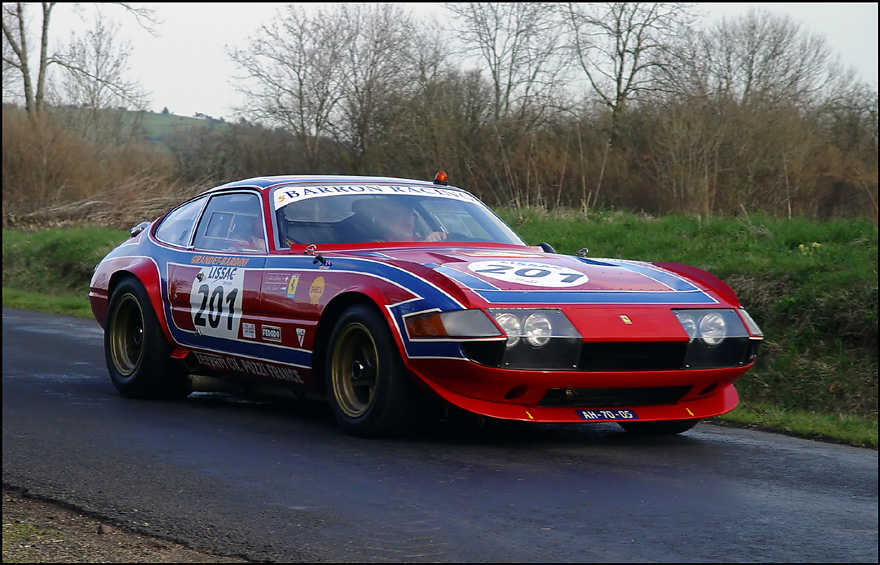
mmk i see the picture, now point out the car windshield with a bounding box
[273,184,525,246]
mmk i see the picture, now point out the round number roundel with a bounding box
[466,260,588,288]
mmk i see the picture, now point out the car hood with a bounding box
[344,246,727,309]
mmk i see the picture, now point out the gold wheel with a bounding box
[329,322,379,418]
[108,293,145,377]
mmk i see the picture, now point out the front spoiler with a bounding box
[418,379,739,423]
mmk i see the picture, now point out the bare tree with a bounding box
[53,11,149,146]
[2,2,54,117]
[644,100,722,216]
[721,10,836,107]
[445,2,569,124]
[664,9,836,108]
[393,67,494,181]
[646,9,872,218]
[337,3,422,170]
[561,2,696,143]
[228,4,348,167]
[1,2,156,120]
[230,3,426,173]
[0,7,22,100]
[819,79,878,159]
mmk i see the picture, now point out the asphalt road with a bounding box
[3,307,877,562]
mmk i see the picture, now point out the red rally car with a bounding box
[89,173,763,437]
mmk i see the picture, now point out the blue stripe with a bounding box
[475,289,717,305]
[264,255,470,360]
[149,242,470,366]
[433,265,498,290]
[583,258,699,292]
[263,256,464,312]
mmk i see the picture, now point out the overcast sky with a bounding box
[39,2,880,120]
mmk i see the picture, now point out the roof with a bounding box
[208,175,460,193]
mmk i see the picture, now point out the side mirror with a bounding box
[130,221,150,238]
[538,242,556,253]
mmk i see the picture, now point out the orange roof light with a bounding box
[433,171,449,186]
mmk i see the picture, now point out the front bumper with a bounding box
[407,357,748,423]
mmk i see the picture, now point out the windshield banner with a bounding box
[274,184,480,210]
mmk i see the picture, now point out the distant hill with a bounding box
[2,103,230,150]
[137,110,230,146]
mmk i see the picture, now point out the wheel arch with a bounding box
[312,291,390,393]
[652,261,741,307]
[106,259,173,344]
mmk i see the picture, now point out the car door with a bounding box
[164,191,267,354]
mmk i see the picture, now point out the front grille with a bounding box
[538,386,692,407]
[578,342,687,372]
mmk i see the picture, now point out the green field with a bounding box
[134,110,228,146]
[3,210,877,447]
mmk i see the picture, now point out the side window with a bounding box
[192,193,266,253]
[154,197,206,247]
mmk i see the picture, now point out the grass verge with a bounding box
[3,214,877,448]
[714,404,878,448]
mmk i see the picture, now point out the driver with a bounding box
[372,199,446,242]
[229,214,266,252]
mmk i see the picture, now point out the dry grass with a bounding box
[3,174,210,231]
[2,107,206,230]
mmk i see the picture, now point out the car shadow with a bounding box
[163,388,705,450]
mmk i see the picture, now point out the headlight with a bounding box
[494,313,522,348]
[699,312,727,346]
[471,309,581,370]
[676,312,698,339]
[674,309,755,369]
[674,309,744,347]
[523,312,552,347]
[491,309,578,348]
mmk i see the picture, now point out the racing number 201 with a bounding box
[466,259,589,288]
[194,284,239,331]
[474,263,584,283]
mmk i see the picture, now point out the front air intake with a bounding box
[538,386,692,407]
[578,342,688,371]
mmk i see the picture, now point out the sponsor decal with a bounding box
[262,324,282,342]
[296,327,305,346]
[274,184,480,210]
[193,351,230,370]
[261,273,290,293]
[286,275,300,297]
[309,276,325,304]
[242,322,256,338]
[190,255,250,267]
[238,358,303,384]
[192,351,303,384]
[619,315,633,325]
[466,260,588,288]
[207,265,238,281]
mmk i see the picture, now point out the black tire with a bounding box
[618,418,700,435]
[325,303,427,437]
[105,277,191,399]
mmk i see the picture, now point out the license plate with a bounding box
[577,409,638,421]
